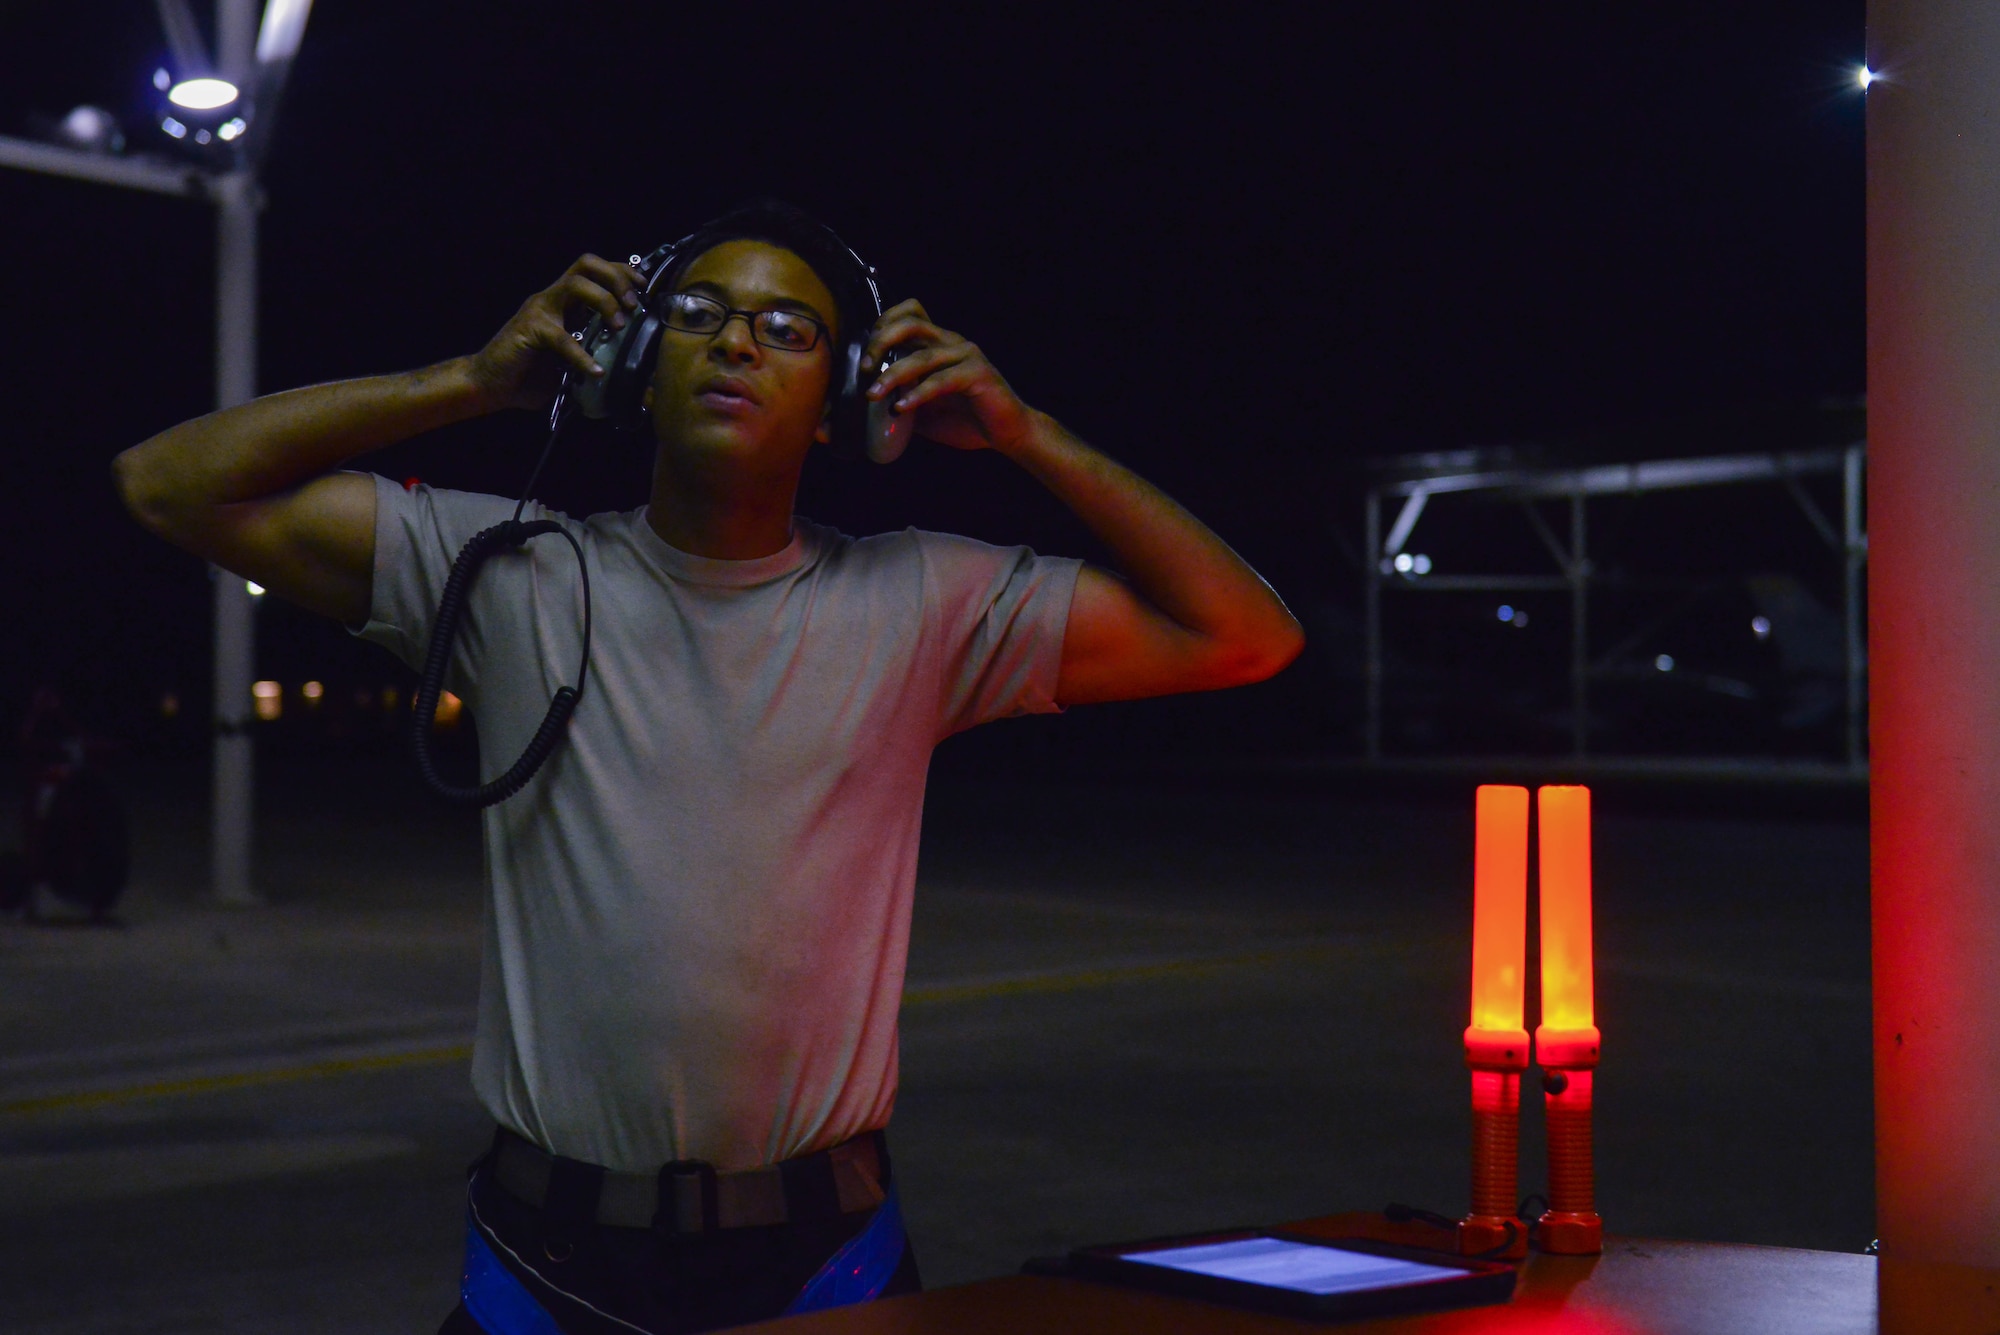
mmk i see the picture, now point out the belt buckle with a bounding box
[657,1159,720,1235]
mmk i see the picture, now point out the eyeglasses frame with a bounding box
[646,290,831,354]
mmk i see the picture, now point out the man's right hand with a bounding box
[112,253,653,625]
[466,254,649,411]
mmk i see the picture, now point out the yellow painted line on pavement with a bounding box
[0,1044,474,1118]
[901,941,1345,1006]
[3,940,1348,1117]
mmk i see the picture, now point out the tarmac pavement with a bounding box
[0,752,1873,1333]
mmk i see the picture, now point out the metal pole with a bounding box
[1868,3,2000,1323]
[1,0,301,909]
[1364,489,1382,761]
[1844,444,1866,771]
[210,169,258,905]
[1570,490,1587,759]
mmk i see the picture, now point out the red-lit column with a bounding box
[1462,785,1530,1258]
[1533,786,1601,1255]
[1868,4,2000,1324]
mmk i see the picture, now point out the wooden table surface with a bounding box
[739,1231,1878,1335]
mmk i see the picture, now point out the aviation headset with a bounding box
[411,214,908,806]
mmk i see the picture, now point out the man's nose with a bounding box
[710,314,761,363]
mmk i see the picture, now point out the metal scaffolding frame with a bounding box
[1362,443,1868,767]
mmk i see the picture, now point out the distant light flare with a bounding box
[257,0,315,64]
[1858,65,1877,91]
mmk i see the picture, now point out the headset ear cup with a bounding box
[829,339,870,461]
[610,316,664,430]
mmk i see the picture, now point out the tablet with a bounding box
[1064,1229,1516,1321]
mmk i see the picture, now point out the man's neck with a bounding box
[645,455,800,561]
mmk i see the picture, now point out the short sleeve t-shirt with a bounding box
[355,474,1081,1172]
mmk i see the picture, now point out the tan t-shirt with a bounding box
[357,475,1080,1172]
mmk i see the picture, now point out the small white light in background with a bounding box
[1393,553,1414,574]
[1751,615,1772,640]
[168,77,239,111]
[1655,654,1675,672]
[1411,554,1433,575]
[153,68,173,92]
[1858,66,1876,91]
[252,680,282,721]
[246,580,265,596]
[301,680,324,702]
[217,117,247,141]
[160,116,188,140]
[1497,605,1514,622]
[58,106,120,150]
[1511,609,1529,628]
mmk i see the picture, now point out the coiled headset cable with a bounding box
[411,388,593,806]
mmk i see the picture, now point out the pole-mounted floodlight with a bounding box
[167,77,241,111]
[0,0,315,906]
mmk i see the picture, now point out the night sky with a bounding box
[0,4,1865,759]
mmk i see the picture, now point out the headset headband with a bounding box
[635,228,883,329]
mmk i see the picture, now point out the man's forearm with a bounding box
[114,356,495,530]
[999,410,1301,651]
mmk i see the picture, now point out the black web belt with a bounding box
[488,1126,890,1234]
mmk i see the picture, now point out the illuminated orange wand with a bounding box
[1461,784,1530,1258]
[1534,785,1603,1255]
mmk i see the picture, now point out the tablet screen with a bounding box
[1119,1237,1466,1296]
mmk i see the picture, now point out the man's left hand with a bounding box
[863,300,1034,454]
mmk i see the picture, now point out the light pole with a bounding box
[0,0,313,906]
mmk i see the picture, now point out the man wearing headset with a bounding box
[114,201,1303,1334]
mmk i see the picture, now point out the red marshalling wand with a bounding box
[1534,784,1603,1255]
[1461,784,1531,1259]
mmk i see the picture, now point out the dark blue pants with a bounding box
[439,1156,922,1334]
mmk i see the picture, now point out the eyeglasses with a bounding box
[652,292,829,353]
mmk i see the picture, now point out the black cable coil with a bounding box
[411,516,592,806]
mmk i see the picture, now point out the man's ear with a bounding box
[813,398,833,446]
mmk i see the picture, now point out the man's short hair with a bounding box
[662,199,874,347]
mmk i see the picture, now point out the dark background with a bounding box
[0,3,1866,767]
